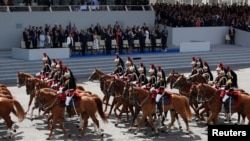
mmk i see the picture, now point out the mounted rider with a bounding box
[57,66,77,117]
[148,64,158,89]
[155,66,167,115]
[190,57,198,77]
[122,56,133,80]
[113,53,125,76]
[127,61,139,83]
[137,62,148,87]
[36,53,52,80]
[202,61,214,83]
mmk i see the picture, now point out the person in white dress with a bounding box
[39,31,45,48]
[92,32,99,55]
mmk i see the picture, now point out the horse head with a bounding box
[88,68,105,81]
[188,73,207,84]
[172,74,188,89]
[166,70,181,89]
[17,72,34,88]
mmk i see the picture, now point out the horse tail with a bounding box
[183,96,192,119]
[93,96,108,123]
[13,99,26,122]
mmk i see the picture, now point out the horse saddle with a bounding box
[220,90,240,105]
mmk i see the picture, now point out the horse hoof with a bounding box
[68,133,71,138]
[78,135,82,138]
[115,123,118,127]
[101,133,104,137]
[179,126,182,130]
[134,132,137,135]
[46,137,51,140]
[13,129,16,132]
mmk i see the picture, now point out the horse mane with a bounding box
[17,71,34,78]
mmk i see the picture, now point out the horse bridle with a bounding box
[129,86,150,107]
[196,84,217,104]
[35,90,58,111]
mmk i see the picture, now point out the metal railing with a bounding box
[0,5,153,12]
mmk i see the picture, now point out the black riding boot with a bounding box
[66,106,71,117]
[157,102,162,116]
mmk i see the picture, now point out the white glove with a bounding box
[141,85,146,89]
[57,90,62,94]
[150,87,155,92]
[44,78,48,81]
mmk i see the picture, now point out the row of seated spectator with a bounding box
[21,21,168,56]
[0,0,150,6]
[152,2,250,32]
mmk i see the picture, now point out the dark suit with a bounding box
[229,27,235,45]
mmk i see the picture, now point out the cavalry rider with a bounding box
[137,62,148,87]
[113,53,125,76]
[221,74,235,122]
[226,66,238,88]
[215,68,228,89]
[196,57,204,70]
[148,64,158,89]
[36,53,52,80]
[154,66,167,115]
[50,60,63,89]
[57,66,77,117]
[202,61,213,83]
[190,57,198,77]
[127,61,139,83]
[123,56,133,80]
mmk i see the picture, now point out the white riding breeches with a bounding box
[155,94,163,103]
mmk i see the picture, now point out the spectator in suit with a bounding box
[229,25,236,45]
[79,29,87,56]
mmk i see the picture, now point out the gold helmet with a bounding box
[226,79,232,85]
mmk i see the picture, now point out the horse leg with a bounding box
[206,111,219,125]
[107,98,116,118]
[114,101,122,126]
[89,113,104,137]
[2,116,14,138]
[179,112,190,134]
[166,109,176,133]
[103,94,111,112]
[128,106,140,131]
[58,118,69,137]
[26,93,34,114]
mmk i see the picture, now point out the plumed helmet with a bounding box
[226,66,232,78]
[157,71,162,78]
[125,56,132,66]
[203,61,208,70]
[158,66,161,71]
[191,57,196,65]
[130,65,135,72]
[216,62,224,71]
[148,64,155,73]
[56,60,62,69]
[51,59,57,68]
[138,62,144,73]
[114,53,120,62]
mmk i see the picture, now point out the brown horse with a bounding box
[172,74,210,121]
[26,77,86,119]
[0,85,13,99]
[0,97,26,138]
[16,71,34,87]
[127,84,192,135]
[34,87,108,139]
[193,83,250,125]
[187,73,208,84]
[107,77,135,126]
[88,68,115,112]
